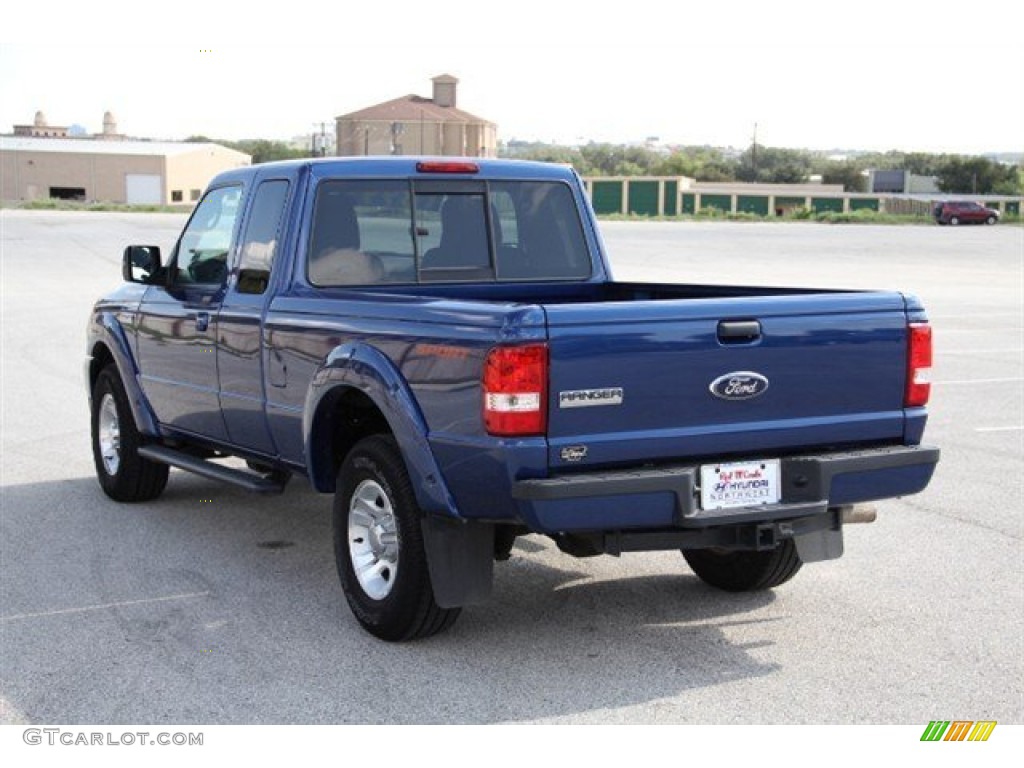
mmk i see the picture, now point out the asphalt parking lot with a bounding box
[1,211,1021,724]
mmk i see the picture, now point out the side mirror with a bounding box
[123,245,162,283]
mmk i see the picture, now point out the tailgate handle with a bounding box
[717,320,761,343]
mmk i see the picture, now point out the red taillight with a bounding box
[906,323,932,407]
[416,161,479,174]
[483,344,548,436]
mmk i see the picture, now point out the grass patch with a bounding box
[811,210,925,225]
[2,199,187,214]
[597,209,972,226]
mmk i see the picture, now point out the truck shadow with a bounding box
[431,545,782,722]
[3,474,784,724]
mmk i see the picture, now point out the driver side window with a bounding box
[173,185,242,286]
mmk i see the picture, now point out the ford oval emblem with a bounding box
[709,371,770,401]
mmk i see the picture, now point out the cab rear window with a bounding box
[307,180,591,286]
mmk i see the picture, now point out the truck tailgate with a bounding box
[544,291,911,469]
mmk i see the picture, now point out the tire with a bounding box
[682,539,803,592]
[91,364,169,502]
[986,215,997,225]
[949,215,960,226]
[333,435,460,641]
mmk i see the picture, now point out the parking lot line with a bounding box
[974,426,1024,433]
[932,377,1024,385]
[940,348,1024,355]
[937,328,1023,334]
[928,313,1023,320]
[0,591,210,622]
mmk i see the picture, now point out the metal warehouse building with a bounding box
[581,176,1022,218]
[0,136,250,206]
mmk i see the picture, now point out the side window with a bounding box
[237,180,290,295]
[173,185,242,286]
[308,180,415,286]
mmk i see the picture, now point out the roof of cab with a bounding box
[208,156,579,186]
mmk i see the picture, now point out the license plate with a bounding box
[700,459,781,511]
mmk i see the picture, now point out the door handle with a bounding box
[196,312,210,332]
[717,320,761,344]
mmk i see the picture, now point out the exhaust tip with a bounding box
[841,505,878,525]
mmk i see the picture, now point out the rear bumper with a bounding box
[511,444,939,533]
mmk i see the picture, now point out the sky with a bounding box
[2,1,1022,155]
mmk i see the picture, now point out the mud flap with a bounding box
[420,516,494,608]
[793,527,844,563]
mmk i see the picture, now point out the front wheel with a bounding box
[91,365,168,502]
[986,215,997,225]
[682,539,802,592]
[333,435,460,641]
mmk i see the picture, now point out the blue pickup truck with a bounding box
[86,157,939,641]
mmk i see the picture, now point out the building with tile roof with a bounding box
[336,75,497,158]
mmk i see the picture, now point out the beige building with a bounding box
[336,74,497,158]
[1,136,250,205]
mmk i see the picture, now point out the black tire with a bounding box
[91,364,169,502]
[333,435,460,641]
[986,215,997,225]
[949,215,960,226]
[682,539,803,592]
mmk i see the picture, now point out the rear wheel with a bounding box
[333,435,460,641]
[91,365,168,502]
[683,540,802,592]
[949,215,960,226]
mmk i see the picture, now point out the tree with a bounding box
[653,147,737,181]
[576,143,662,176]
[735,145,812,183]
[226,139,307,165]
[821,160,868,193]
[692,155,736,182]
[500,141,582,167]
[180,136,309,164]
[902,152,947,177]
[936,156,1020,195]
[652,153,698,177]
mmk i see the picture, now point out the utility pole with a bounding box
[312,122,329,157]
[752,122,759,182]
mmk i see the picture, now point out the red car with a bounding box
[934,200,1000,225]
